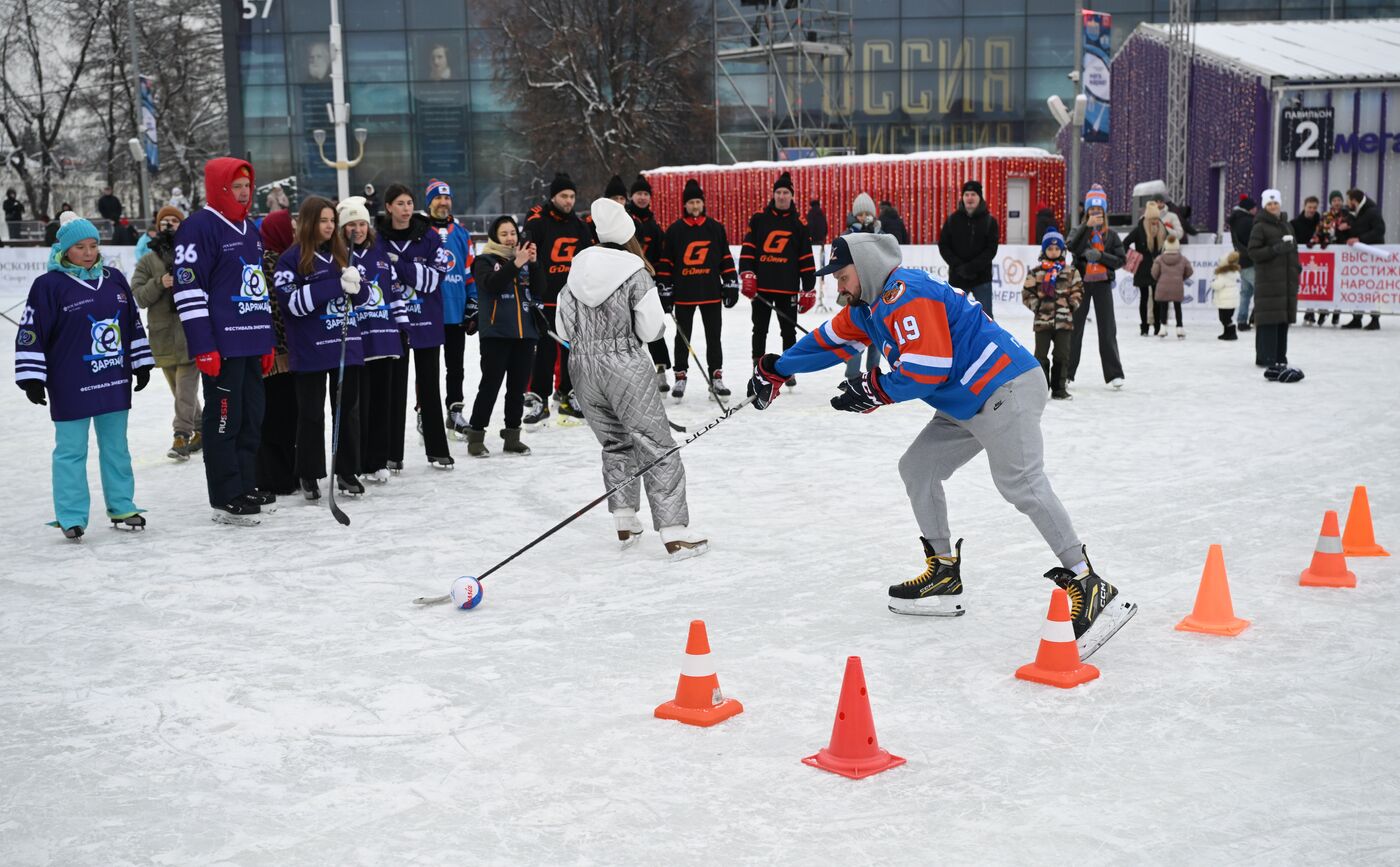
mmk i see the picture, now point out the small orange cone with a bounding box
[802,656,905,779]
[1015,588,1100,688]
[1175,544,1250,636]
[1299,510,1357,588]
[654,620,743,727]
[1342,485,1389,557]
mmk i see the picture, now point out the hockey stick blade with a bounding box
[413,594,453,606]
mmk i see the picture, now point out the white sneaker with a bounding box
[1176,326,1186,340]
[615,509,645,549]
[1108,377,1125,390]
[661,525,709,560]
[367,469,391,484]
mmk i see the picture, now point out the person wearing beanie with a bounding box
[604,175,628,204]
[1066,183,1126,388]
[840,191,891,379]
[624,173,673,391]
[1149,235,1193,340]
[1247,188,1302,377]
[739,171,816,375]
[937,179,1000,317]
[1125,200,1169,335]
[14,215,154,539]
[132,204,203,460]
[466,215,539,457]
[255,207,299,495]
[374,182,455,469]
[746,232,1135,653]
[1227,193,1258,331]
[805,198,830,294]
[273,196,368,500]
[421,178,477,436]
[557,198,708,560]
[173,157,277,523]
[1021,229,1083,399]
[656,177,736,399]
[340,196,406,483]
[522,170,594,423]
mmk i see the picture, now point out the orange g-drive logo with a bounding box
[761,231,792,254]
[682,240,711,266]
[550,237,579,262]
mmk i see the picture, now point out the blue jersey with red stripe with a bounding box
[775,267,1038,420]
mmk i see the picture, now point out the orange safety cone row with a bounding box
[1299,510,1357,588]
[802,656,905,779]
[1342,485,1389,557]
[1015,588,1100,688]
[654,620,743,727]
[1176,544,1250,636]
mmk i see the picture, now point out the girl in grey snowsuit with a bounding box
[557,198,708,560]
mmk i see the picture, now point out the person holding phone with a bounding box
[465,216,540,456]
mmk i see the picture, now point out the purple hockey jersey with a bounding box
[14,268,155,422]
[377,215,449,350]
[273,245,368,372]
[172,206,274,359]
[351,238,407,360]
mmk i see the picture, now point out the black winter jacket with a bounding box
[1228,206,1255,268]
[523,202,594,306]
[805,204,829,246]
[658,216,735,305]
[472,252,539,341]
[1124,220,1167,289]
[1066,223,1127,284]
[1247,209,1300,326]
[739,203,815,296]
[937,203,999,288]
[1347,198,1386,244]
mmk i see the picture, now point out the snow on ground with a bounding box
[2,300,1398,866]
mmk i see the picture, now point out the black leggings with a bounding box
[358,357,395,474]
[1153,300,1183,327]
[256,370,299,495]
[647,338,670,368]
[293,365,361,480]
[470,338,537,430]
[751,292,798,359]
[673,302,724,374]
[443,324,467,410]
[388,341,450,462]
[529,306,571,398]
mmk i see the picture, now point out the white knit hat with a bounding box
[337,195,371,226]
[851,192,876,218]
[1261,189,1282,207]
[590,197,634,245]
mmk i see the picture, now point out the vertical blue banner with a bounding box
[1081,10,1111,142]
[140,75,159,173]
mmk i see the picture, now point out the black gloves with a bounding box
[21,380,46,405]
[830,372,891,414]
[657,282,674,314]
[464,297,479,335]
[746,354,786,410]
[134,367,150,391]
[721,280,739,309]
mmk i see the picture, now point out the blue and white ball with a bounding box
[450,575,484,610]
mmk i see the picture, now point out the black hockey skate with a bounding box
[888,537,966,616]
[300,478,321,502]
[110,514,146,530]
[1043,546,1137,660]
[336,474,365,496]
[522,393,550,428]
[212,500,261,526]
[556,391,586,426]
[710,370,732,398]
[62,525,85,542]
[428,454,456,470]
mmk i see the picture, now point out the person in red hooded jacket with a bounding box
[173,158,276,525]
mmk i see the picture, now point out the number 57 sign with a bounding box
[1280,106,1334,162]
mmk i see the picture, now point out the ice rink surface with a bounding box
[2,300,1398,866]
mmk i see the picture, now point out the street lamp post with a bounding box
[312,126,369,192]
[315,0,362,200]
[126,1,150,220]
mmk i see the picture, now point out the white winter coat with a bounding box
[1210,268,1241,309]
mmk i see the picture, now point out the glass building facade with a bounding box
[224,0,1400,213]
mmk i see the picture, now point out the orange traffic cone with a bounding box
[1299,510,1356,588]
[802,656,905,779]
[1342,485,1389,557]
[654,620,743,727]
[1175,544,1250,636]
[1015,588,1100,688]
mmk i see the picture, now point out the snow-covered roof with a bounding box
[647,147,1057,175]
[1139,19,1400,84]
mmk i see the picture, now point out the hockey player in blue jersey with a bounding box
[423,179,477,436]
[747,233,1136,659]
[14,216,155,540]
[173,157,276,525]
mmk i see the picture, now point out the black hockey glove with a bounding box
[746,353,786,410]
[133,367,150,391]
[721,279,739,309]
[831,371,892,414]
[21,380,46,406]
[463,297,479,336]
[656,282,674,314]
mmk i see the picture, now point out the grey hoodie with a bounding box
[845,233,903,305]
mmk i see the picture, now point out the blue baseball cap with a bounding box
[816,236,854,276]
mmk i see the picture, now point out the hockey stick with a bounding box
[751,293,812,335]
[669,310,728,412]
[543,325,687,434]
[413,394,757,605]
[326,302,352,527]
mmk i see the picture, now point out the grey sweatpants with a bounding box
[570,346,689,530]
[898,368,1082,568]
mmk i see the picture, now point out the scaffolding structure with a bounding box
[713,0,853,163]
[1165,0,1195,203]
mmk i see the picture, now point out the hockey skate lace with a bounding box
[901,556,956,586]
